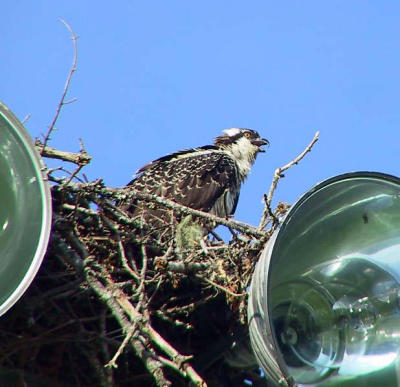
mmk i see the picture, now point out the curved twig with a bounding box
[41,19,78,153]
[259,131,320,229]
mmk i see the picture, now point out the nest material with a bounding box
[2,23,315,384]
[0,151,281,386]
[0,17,315,380]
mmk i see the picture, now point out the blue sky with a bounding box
[2,2,400,227]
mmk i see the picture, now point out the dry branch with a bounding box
[259,130,320,229]
[35,139,91,165]
[41,19,78,152]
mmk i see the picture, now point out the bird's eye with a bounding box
[244,131,252,138]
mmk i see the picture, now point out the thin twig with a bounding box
[162,261,209,274]
[259,131,320,229]
[106,244,149,368]
[21,113,31,124]
[105,325,137,369]
[64,164,84,185]
[195,275,247,298]
[117,240,140,281]
[41,19,78,153]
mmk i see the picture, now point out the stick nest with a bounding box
[0,144,284,387]
[0,21,316,386]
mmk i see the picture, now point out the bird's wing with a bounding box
[127,150,239,215]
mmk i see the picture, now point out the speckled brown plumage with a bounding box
[122,128,268,244]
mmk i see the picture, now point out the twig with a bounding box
[259,131,320,229]
[117,240,140,281]
[195,275,247,298]
[153,310,193,330]
[161,261,210,274]
[105,325,136,369]
[62,203,97,216]
[79,138,87,153]
[22,113,31,124]
[64,164,84,185]
[41,19,78,153]
[99,308,114,384]
[262,201,291,229]
[106,244,150,368]
[62,138,91,184]
[143,313,205,386]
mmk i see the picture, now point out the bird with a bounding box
[122,128,269,248]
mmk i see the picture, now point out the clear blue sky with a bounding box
[2,1,400,227]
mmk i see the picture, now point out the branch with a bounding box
[41,19,78,153]
[158,260,210,274]
[119,188,267,239]
[22,113,31,124]
[105,244,149,368]
[36,140,91,165]
[259,131,320,230]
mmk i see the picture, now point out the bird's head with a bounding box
[214,128,269,164]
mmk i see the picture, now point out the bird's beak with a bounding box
[252,138,269,152]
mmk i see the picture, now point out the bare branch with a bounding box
[21,113,31,124]
[117,240,140,281]
[41,19,78,153]
[106,244,150,368]
[259,131,320,229]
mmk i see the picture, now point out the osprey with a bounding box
[123,128,269,246]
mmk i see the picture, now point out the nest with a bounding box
[0,22,317,385]
[0,143,288,387]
